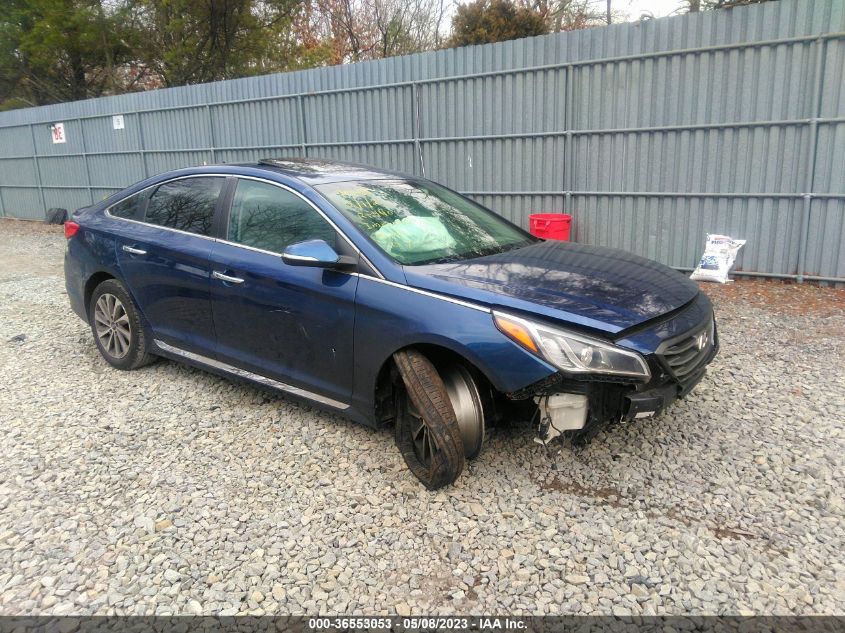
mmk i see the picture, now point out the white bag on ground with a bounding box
[690,234,747,283]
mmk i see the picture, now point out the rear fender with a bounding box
[68,217,153,335]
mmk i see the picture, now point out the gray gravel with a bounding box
[1,218,844,616]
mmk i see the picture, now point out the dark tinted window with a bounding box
[228,179,336,253]
[109,191,146,221]
[145,177,224,236]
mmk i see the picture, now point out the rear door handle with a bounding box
[122,245,147,255]
[212,271,244,284]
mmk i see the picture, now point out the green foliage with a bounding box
[0,0,781,111]
[131,0,304,87]
[1,0,138,106]
[0,0,316,108]
[448,0,548,47]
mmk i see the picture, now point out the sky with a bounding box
[615,0,687,20]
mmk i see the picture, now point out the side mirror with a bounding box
[282,239,342,268]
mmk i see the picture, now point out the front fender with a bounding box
[350,276,557,420]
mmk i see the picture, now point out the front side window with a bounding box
[227,179,336,253]
[316,179,535,265]
[109,190,146,221]
[145,177,224,236]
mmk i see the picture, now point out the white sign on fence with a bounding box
[112,115,124,130]
[51,122,66,144]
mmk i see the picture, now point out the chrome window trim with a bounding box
[106,173,229,213]
[213,236,292,258]
[108,213,362,279]
[105,211,219,243]
[106,172,490,313]
[153,339,349,410]
[362,276,490,313]
[109,219,484,309]
[105,173,226,243]
[105,172,385,279]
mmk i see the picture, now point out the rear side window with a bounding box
[145,177,224,236]
[109,191,146,221]
[227,179,336,253]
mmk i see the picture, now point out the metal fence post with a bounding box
[795,37,826,283]
[413,82,426,178]
[78,117,94,204]
[0,186,5,217]
[297,95,308,156]
[564,64,573,219]
[28,123,47,216]
[0,20,842,281]
[206,104,216,164]
[137,112,149,178]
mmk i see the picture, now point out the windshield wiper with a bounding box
[474,242,528,258]
[414,255,465,265]
[411,242,530,266]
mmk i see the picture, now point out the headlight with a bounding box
[493,311,651,380]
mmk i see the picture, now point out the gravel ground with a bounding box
[1,217,844,616]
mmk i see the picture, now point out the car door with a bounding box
[208,177,359,407]
[114,175,226,356]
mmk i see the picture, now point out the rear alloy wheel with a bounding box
[89,279,156,370]
[393,349,466,489]
[94,293,131,359]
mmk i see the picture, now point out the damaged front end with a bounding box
[506,374,632,445]
[504,316,719,446]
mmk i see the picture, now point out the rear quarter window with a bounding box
[108,191,146,221]
[145,177,224,236]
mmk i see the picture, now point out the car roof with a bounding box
[238,157,411,185]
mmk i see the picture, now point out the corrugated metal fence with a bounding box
[1,0,843,281]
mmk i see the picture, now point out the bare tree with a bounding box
[683,0,778,11]
[305,0,448,63]
[527,0,608,32]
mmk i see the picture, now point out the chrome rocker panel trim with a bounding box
[153,339,349,410]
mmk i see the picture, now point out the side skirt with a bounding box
[152,339,350,411]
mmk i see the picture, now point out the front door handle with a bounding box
[212,271,244,284]
[122,245,147,255]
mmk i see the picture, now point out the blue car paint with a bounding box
[64,159,715,429]
[65,219,121,320]
[207,239,359,404]
[615,291,714,355]
[404,240,701,335]
[347,276,559,417]
[114,222,217,355]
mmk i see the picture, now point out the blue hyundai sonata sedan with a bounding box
[64,158,718,489]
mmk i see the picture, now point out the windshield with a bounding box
[316,179,536,265]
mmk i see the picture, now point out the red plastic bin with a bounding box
[529,213,571,241]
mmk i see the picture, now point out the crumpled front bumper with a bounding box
[623,364,708,421]
[507,320,719,441]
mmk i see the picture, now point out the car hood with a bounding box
[403,240,701,334]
